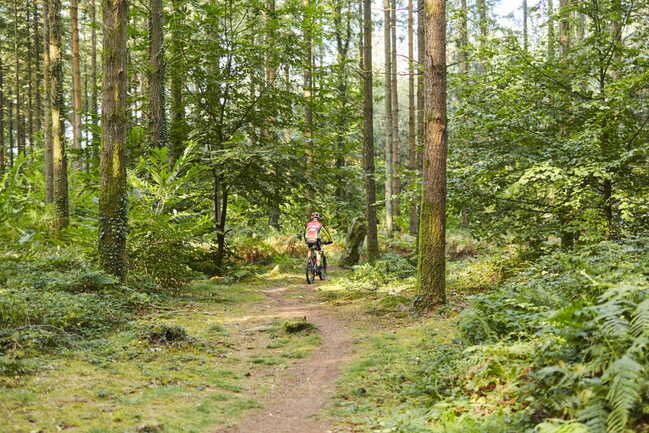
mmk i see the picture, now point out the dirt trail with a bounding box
[216,283,353,433]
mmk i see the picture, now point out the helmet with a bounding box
[310,212,320,220]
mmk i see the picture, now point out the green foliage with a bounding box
[144,324,189,345]
[342,253,416,290]
[460,237,649,432]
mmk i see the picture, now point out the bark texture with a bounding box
[49,0,69,231]
[417,0,447,308]
[339,216,368,268]
[362,0,379,262]
[408,0,418,234]
[383,0,394,234]
[43,0,54,203]
[71,0,83,165]
[390,0,400,220]
[99,0,129,280]
[149,0,167,149]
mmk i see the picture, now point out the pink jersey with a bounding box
[305,220,323,242]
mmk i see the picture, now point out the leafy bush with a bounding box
[144,324,188,345]
[342,253,416,290]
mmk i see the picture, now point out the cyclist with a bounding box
[304,212,332,268]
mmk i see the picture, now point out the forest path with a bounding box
[215,279,353,433]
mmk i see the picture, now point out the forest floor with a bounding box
[1,267,384,433]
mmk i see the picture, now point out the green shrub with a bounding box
[342,253,416,290]
[144,324,188,345]
[459,237,649,432]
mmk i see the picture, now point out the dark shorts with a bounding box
[306,240,321,250]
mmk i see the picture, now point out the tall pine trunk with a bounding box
[14,0,24,156]
[363,0,379,262]
[91,0,99,159]
[547,0,555,61]
[149,0,167,149]
[49,0,69,231]
[71,0,83,166]
[27,7,34,152]
[43,0,54,202]
[523,0,528,52]
[303,0,314,153]
[383,0,394,234]
[458,0,469,74]
[408,0,417,234]
[417,0,447,308]
[99,0,129,280]
[169,0,186,162]
[34,3,43,139]
[390,0,401,221]
[417,0,424,171]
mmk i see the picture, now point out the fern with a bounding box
[630,297,649,338]
[603,355,644,433]
[577,397,608,433]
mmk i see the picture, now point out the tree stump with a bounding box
[339,216,367,268]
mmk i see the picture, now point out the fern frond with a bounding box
[594,301,629,338]
[577,396,608,433]
[603,355,644,433]
[630,297,649,338]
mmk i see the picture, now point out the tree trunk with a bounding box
[458,0,469,74]
[391,0,401,220]
[383,0,394,235]
[547,0,555,61]
[8,99,13,167]
[14,0,24,156]
[523,0,528,52]
[99,0,129,280]
[27,6,34,153]
[339,216,368,268]
[417,0,447,308]
[477,0,488,46]
[363,0,379,263]
[266,0,281,230]
[169,0,186,162]
[408,0,418,235]
[91,0,99,160]
[149,0,167,149]
[43,0,53,203]
[34,2,43,139]
[417,0,424,171]
[71,0,82,167]
[49,0,69,232]
[559,0,570,57]
[303,0,314,153]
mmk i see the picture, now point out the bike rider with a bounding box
[304,212,332,267]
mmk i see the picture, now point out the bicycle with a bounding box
[305,240,331,284]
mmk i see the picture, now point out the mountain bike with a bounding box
[305,241,331,284]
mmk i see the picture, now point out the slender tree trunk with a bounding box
[548,0,555,61]
[169,0,186,161]
[333,0,352,202]
[149,0,167,149]
[408,0,418,234]
[383,0,394,235]
[303,0,314,153]
[559,0,570,57]
[417,0,447,308]
[71,0,83,167]
[458,0,469,74]
[27,6,34,153]
[34,2,43,140]
[91,0,99,159]
[49,0,69,231]
[363,0,379,262]
[266,0,281,229]
[523,0,528,52]
[417,0,424,171]
[14,0,24,156]
[8,99,13,167]
[477,0,488,46]
[391,0,401,220]
[99,0,129,280]
[43,0,53,202]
